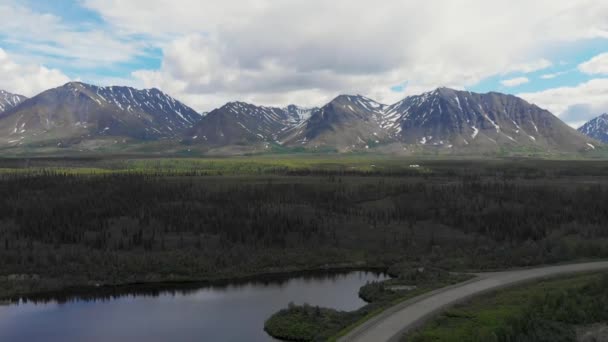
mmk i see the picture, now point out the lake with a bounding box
[0,270,388,342]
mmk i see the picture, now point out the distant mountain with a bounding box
[0,82,201,147]
[579,114,608,143]
[0,83,597,155]
[384,88,596,152]
[0,90,27,113]
[280,95,392,151]
[277,89,595,153]
[185,102,315,146]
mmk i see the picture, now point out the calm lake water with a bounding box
[0,271,388,342]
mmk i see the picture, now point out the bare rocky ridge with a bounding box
[279,95,392,151]
[185,102,316,146]
[0,90,27,114]
[579,114,608,143]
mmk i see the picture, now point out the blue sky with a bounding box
[469,39,608,94]
[0,0,607,127]
[1,0,161,80]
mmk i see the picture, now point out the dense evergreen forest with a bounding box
[1,157,608,298]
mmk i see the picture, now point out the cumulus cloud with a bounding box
[540,71,567,79]
[0,49,70,97]
[519,78,608,127]
[0,1,147,68]
[578,52,608,75]
[559,104,599,127]
[77,0,608,111]
[505,59,552,74]
[501,77,530,87]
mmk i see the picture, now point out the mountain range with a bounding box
[0,82,602,155]
[277,88,596,153]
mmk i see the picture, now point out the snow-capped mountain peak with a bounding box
[0,90,27,113]
[283,104,317,123]
[331,95,387,114]
[0,82,203,146]
[579,113,608,143]
[186,101,318,146]
[66,82,201,127]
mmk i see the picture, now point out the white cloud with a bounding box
[578,52,608,75]
[0,1,147,68]
[51,0,608,110]
[540,71,567,79]
[519,78,608,127]
[0,49,70,97]
[505,59,553,74]
[501,77,530,87]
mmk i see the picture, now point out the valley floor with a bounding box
[1,156,608,305]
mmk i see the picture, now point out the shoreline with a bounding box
[0,264,388,303]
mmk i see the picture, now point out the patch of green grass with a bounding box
[2,155,608,178]
[329,273,473,341]
[406,272,608,342]
[265,304,356,342]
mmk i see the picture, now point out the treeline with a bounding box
[1,167,608,297]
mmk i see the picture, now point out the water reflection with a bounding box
[0,270,388,342]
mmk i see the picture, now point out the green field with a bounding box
[3,154,608,176]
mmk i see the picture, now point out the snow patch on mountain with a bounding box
[578,113,608,143]
[0,90,27,113]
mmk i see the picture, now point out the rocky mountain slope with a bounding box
[0,83,598,155]
[382,88,595,152]
[185,102,315,146]
[276,88,595,153]
[0,82,201,147]
[579,114,608,143]
[279,95,393,151]
[0,90,27,114]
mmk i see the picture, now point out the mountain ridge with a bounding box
[185,101,316,146]
[279,94,392,151]
[0,83,600,155]
[276,88,595,153]
[0,82,201,148]
[0,90,27,114]
[382,87,594,152]
[579,114,608,143]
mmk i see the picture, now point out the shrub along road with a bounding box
[339,261,608,342]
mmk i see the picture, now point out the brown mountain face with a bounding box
[0,82,201,148]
